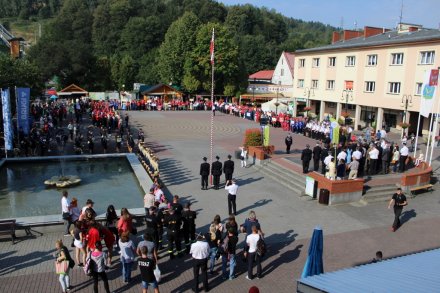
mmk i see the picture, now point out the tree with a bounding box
[183,22,239,95]
[158,12,201,86]
[0,53,43,92]
[120,16,162,57]
[110,54,138,91]
[137,48,160,85]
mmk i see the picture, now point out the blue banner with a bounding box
[16,88,30,135]
[1,88,14,151]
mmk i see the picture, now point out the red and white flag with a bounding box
[210,28,215,65]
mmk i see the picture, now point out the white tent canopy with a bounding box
[261,99,288,113]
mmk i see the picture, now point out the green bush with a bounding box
[244,128,262,147]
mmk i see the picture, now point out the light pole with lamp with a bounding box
[274,81,281,115]
[401,94,413,136]
[303,87,314,116]
[341,89,353,124]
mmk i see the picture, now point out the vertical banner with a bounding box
[420,70,437,118]
[263,125,270,146]
[1,88,14,151]
[16,88,30,135]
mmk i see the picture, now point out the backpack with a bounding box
[256,236,266,257]
[83,252,94,276]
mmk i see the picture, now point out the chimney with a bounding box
[343,30,363,41]
[364,26,386,38]
[332,31,341,44]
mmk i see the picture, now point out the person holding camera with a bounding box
[225,180,239,216]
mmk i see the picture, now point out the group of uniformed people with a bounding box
[144,195,198,259]
[200,155,235,190]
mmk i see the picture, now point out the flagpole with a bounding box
[425,112,434,162]
[413,113,421,158]
[209,28,215,186]
[428,69,440,165]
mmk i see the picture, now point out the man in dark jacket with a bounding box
[381,144,391,174]
[211,156,223,189]
[223,155,234,182]
[301,144,313,173]
[285,133,293,154]
[200,157,210,190]
[312,142,322,171]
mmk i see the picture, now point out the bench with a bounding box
[0,219,17,244]
[410,184,433,198]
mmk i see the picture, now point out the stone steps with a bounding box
[363,184,399,203]
[253,160,306,195]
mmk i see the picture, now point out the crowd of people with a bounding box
[57,180,265,293]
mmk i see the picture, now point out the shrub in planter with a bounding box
[244,128,262,147]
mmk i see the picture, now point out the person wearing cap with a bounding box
[190,233,210,293]
[301,144,313,173]
[80,199,97,222]
[399,142,409,173]
[200,157,210,190]
[181,202,197,253]
[223,155,235,182]
[313,142,322,171]
[211,156,223,190]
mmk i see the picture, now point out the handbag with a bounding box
[154,265,161,283]
[55,260,69,274]
[62,212,71,220]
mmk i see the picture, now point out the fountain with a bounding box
[44,156,81,188]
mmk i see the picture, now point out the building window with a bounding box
[299,59,305,68]
[420,51,435,65]
[367,54,377,66]
[297,79,304,88]
[415,82,423,95]
[391,53,404,65]
[327,102,336,108]
[365,81,376,92]
[328,57,336,67]
[311,80,319,89]
[346,56,356,67]
[326,80,335,90]
[388,82,401,94]
[281,68,284,76]
[312,58,320,67]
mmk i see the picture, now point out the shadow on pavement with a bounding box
[0,249,54,276]
[159,158,197,187]
[235,176,264,187]
[400,209,417,225]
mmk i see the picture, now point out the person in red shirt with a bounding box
[87,220,101,252]
[117,208,133,236]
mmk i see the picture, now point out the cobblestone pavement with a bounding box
[1,110,439,293]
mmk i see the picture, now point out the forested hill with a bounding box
[1,0,336,95]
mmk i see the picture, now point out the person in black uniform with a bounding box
[164,208,182,259]
[181,202,197,253]
[154,202,165,250]
[223,155,234,182]
[320,145,329,175]
[145,206,159,249]
[313,142,322,172]
[171,195,183,216]
[285,133,293,154]
[211,156,223,190]
[301,144,313,173]
[387,188,407,232]
[200,157,210,190]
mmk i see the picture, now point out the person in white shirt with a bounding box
[369,145,379,175]
[399,143,409,172]
[337,149,347,162]
[380,129,387,139]
[61,191,71,236]
[240,146,248,168]
[190,234,210,292]
[153,184,164,202]
[144,188,156,213]
[324,154,333,169]
[245,225,262,280]
[225,180,239,215]
[352,148,362,161]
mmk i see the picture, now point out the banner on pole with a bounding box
[420,71,437,118]
[429,69,439,86]
[1,88,14,151]
[263,125,270,146]
[16,88,30,135]
[210,28,215,65]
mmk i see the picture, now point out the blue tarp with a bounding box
[301,226,324,279]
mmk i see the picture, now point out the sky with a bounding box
[217,0,440,30]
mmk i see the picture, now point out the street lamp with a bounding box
[252,78,256,104]
[274,81,281,115]
[341,89,353,113]
[303,87,314,108]
[401,94,413,135]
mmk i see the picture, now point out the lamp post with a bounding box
[341,89,353,125]
[303,87,314,108]
[401,94,413,136]
[274,81,281,115]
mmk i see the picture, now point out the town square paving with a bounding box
[1,110,440,292]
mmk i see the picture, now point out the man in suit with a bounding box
[285,133,293,154]
[223,154,234,182]
[312,142,322,172]
[301,144,313,173]
[211,156,223,190]
[200,157,210,190]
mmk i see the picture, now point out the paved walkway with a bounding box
[1,111,439,292]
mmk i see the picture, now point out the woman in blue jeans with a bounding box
[205,223,221,274]
[118,231,136,283]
